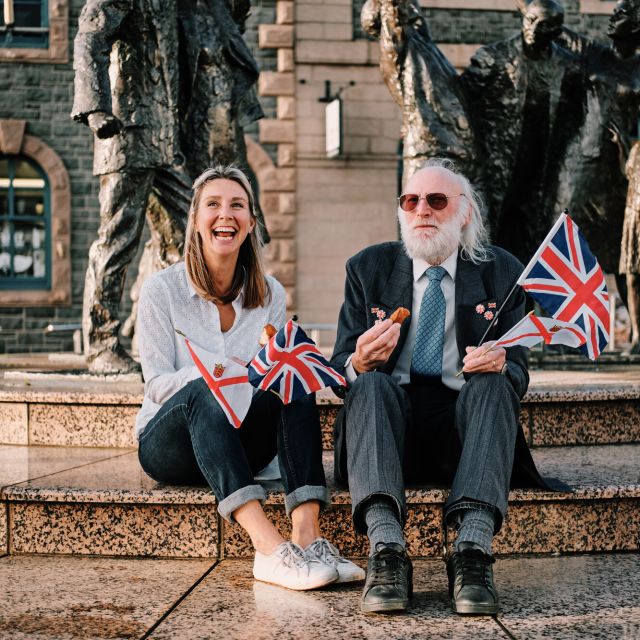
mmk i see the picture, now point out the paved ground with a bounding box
[0,553,638,639]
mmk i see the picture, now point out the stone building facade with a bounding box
[0,0,615,353]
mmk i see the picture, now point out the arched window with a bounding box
[0,119,70,306]
[0,155,50,288]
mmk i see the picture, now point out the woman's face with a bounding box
[195,178,255,263]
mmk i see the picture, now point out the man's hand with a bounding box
[87,111,123,139]
[462,340,506,374]
[351,318,401,373]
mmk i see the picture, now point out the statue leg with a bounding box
[626,273,640,354]
[122,166,191,353]
[83,169,154,374]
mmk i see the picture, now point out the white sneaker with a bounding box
[253,541,338,591]
[304,538,366,583]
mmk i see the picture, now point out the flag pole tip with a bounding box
[291,314,298,322]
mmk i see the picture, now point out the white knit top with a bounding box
[134,262,286,439]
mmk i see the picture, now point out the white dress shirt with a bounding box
[346,249,464,391]
[134,262,286,438]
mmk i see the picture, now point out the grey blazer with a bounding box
[330,242,561,490]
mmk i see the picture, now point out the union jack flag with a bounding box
[516,213,609,359]
[179,332,253,428]
[248,319,347,404]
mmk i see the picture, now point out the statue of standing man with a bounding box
[72,0,265,373]
[361,0,479,182]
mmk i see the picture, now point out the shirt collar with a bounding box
[186,268,244,306]
[412,249,458,283]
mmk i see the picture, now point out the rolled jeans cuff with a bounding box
[218,484,267,523]
[285,485,330,517]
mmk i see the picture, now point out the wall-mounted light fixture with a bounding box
[317,80,355,159]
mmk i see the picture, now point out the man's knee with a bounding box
[459,371,516,403]
[347,370,400,399]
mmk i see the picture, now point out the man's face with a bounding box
[521,2,564,49]
[608,0,640,41]
[398,167,469,265]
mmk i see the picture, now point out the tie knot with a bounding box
[426,266,446,283]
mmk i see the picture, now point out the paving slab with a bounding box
[0,444,130,491]
[0,555,213,640]
[148,559,508,640]
[496,554,640,639]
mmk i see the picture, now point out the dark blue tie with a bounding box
[411,266,447,383]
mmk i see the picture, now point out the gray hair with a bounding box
[418,158,491,264]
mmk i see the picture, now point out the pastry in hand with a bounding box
[390,307,410,324]
[259,324,277,347]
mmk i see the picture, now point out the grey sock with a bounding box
[455,508,495,555]
[363,498,405,557]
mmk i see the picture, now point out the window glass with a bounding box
[0,1,48,48]
[0,155,50,287]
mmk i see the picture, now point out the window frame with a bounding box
[0,119,71,307]
[0,154,52,290]
[0,0,67,63]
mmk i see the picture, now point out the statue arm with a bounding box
[71,0,131,126]
[365,0,426,107]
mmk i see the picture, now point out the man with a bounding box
[460,0,585,266]
[331,160,553,615]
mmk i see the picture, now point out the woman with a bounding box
[135,166,363,589]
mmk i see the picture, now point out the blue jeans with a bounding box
[138,377,329,521]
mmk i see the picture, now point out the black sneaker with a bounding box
[361,543,413,614]
[446,542,499,615]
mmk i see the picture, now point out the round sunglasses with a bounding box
[398,192,465,212]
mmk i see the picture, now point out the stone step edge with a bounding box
[2,382,640,405]
[3,481,639,506]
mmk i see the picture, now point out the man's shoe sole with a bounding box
[452,600,499,615]
[361,598,409,614]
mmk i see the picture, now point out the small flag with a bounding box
[492,313,587,350]
[517,213,609,359]
[248,319,347,404]
[179,332,253,428]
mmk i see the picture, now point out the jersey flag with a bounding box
[492,313,587,351]
[179,333,253,429]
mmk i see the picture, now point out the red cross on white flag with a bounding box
[180,334,253,429]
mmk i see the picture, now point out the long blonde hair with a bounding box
[184,166,269,308]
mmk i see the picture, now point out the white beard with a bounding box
[398,207,465,265]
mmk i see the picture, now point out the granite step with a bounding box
[2,368,640,450]
[1,442,638,559]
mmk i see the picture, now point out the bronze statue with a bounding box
[73,0,265,373]
[556,0,640,280]
[361,0,479,182]
[121,0,268,355]
[621,139,640,352]
[460,0,585,266]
